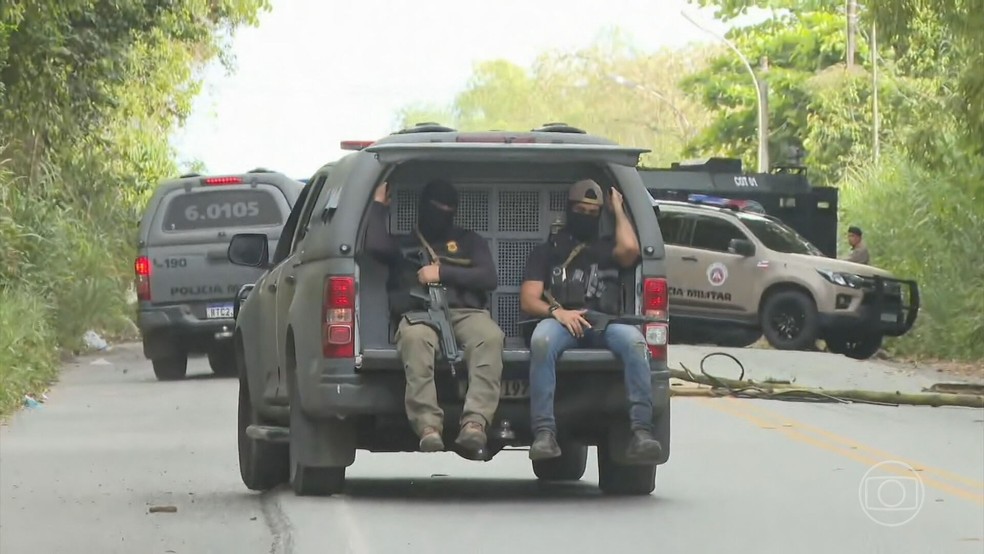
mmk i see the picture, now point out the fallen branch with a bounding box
[669,352,984,409]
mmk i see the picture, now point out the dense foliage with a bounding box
[396,3,984,360]
[0,0,270,415]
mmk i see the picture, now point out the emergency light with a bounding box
[687,193,766,214]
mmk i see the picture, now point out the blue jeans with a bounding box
[528,318,654,435]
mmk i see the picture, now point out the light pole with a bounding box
[680,9,770,172]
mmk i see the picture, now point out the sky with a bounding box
[168,0,744,179]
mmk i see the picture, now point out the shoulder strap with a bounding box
[559,243,587,270]
[413,227,441,266]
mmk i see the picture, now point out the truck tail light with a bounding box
[323,276,356,358]
[134,256,151,301]
[642,277,668,359]
[340,140,375,151]
[203,176,242,185]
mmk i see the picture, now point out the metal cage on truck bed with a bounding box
[386,182,629,344]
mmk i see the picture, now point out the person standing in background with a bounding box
[845,226,870,265]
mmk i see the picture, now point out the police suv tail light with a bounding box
[642,277,669,359]
[134,256,151,301]
[323,276,356,358]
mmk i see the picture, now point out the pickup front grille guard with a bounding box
[870,276,920,337]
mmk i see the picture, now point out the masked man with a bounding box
[364,179,504,457]
[519,179,662,462]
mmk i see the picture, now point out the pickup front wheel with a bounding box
[826,334,883,360]
[761,290,819,351]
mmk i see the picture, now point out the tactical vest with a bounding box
[544,232,622,314]
[387,230,487,316]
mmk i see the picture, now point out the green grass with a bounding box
[0,170,138,418]
[0,286,59,416]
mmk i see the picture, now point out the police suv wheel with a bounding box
[152,356,187,381]
[761,290,820,351]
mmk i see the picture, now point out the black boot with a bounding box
[625,429,663,462]
[529,430,562,460]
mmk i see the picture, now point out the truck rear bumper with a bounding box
[296,351,671,426]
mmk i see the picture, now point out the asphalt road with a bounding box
[1,343,982,554]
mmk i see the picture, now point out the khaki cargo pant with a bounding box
[395,308,505,436]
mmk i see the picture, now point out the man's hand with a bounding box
[608,187,625,214]
[373,182,390,206]
[417,264,440,285]
[553,308,592,338]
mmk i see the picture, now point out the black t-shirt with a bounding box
[523,232,618,285]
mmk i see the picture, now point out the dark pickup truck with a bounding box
[227,123,673,496]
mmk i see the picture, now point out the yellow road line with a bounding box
[727,397,984,490]
[698,398,984,506]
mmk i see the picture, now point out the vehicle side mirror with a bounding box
[228,233,271,268]
[729,238,756,257]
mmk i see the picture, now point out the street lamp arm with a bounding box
[681,11,761,91]
[680,8,768,172]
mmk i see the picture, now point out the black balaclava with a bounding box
[417,179,458,241]
[566,204,600,242]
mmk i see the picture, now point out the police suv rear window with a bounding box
[162,189,283,231]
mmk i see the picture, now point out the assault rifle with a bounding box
[518,290,666,334]
[518,309,664,333]
[402,248,464,377]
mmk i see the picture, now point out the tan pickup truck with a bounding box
[653,198,919,359]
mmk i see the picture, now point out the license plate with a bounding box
[880,312,898,323]
[458,379,529,399]
[206,304,235,319]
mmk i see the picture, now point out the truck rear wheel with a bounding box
[286,357,353,497]
[291,465,345,496]
[238,375,289,490]
[761,290,819,351]
[597,441,657,496]
[208,342,238,377]
[152,355,187,381]
[532,443,588,481]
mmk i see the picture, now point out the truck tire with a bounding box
[152,355,187,381]
[828,335,883,360]
[291,465,345,497]
[532,443,588,481]
[208,343,238,377]
[286,359,352,497]
[238,375,289,491]
[761,290,819,351]
[597,441,657,495]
